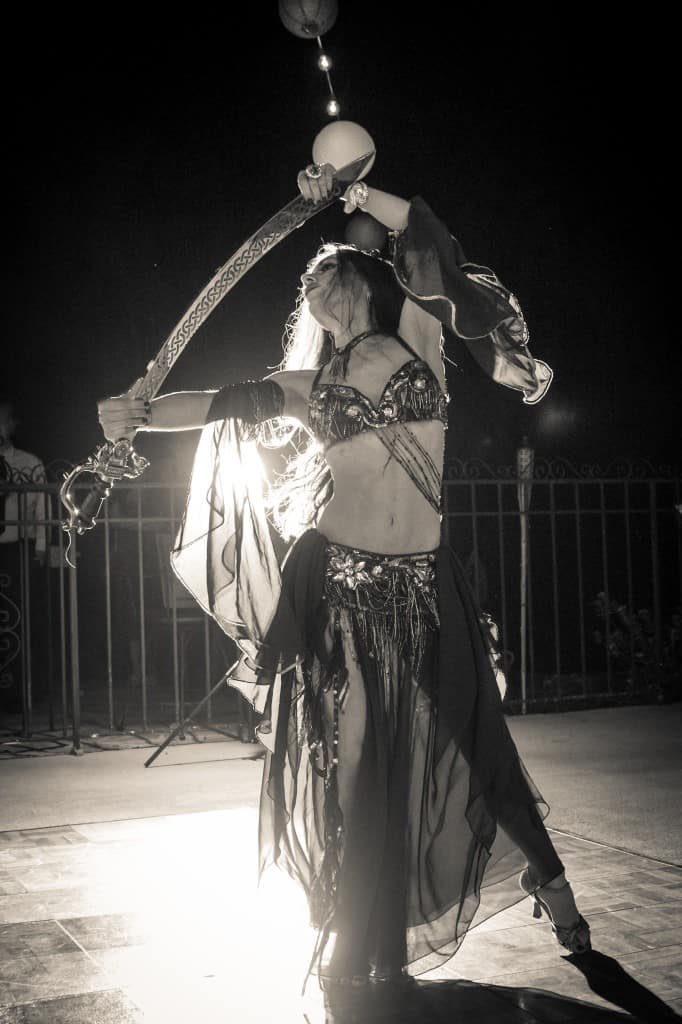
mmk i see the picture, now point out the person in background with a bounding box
[0,397,48,715]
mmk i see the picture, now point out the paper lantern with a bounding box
[312,120,375,177]
[278,0,338,39]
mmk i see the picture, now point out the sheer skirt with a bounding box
[257,530,562,982]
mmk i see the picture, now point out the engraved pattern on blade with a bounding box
[137,195,314,400]
[137,152,373,401]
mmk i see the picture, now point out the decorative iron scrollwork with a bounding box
[443,456,679,481]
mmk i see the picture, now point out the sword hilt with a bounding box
[60,439,149,538]
[64,474,112,535]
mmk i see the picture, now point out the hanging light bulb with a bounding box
[281,8,344,125]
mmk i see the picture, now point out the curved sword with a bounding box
[60,151,373,540]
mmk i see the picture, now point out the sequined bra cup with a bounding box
[309,347,449,450]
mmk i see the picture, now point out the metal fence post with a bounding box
[516,439,534,715]
[67,534,82,755]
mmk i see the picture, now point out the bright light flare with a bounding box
[88,808,320,1020]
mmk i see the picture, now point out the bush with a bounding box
[592,593,681,702]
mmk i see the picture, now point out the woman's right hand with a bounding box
[297,162,336,205]
[97,381,148,443]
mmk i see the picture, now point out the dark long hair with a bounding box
[265,243,404,538]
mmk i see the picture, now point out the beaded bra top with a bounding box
[308,336,449,450]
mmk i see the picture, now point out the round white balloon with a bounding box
[312,121,375,177]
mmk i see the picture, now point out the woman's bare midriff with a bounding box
[316,421,444,554]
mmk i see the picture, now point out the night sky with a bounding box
[7,10,676,479]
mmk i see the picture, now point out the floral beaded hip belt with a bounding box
[323,541,438,620]
[322,540,439,675]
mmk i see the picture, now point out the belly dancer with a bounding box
[97,162,589,1013]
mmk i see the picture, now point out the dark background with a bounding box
[6,9,676,478]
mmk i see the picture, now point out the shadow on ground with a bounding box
[316,949,681,1023]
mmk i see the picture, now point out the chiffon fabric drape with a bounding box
[255,530,551,978]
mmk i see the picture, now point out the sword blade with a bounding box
[136,151,374,401]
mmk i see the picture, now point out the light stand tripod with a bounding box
[144,658,258,768]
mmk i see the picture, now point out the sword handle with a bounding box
[72,476,113,533]
[59,439,148,541]
[61,470,113,536]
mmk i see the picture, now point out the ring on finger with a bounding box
[305,163,322,179]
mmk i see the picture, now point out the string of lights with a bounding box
[315,36,339,118]
[279,0,341,117]
[278,2,386,250]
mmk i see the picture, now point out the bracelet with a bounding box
[345,180,369,211]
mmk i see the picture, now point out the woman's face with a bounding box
[301,254,368,331]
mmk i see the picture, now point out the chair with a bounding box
[154,534,256,741]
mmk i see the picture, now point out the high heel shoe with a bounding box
[519,868,591,954]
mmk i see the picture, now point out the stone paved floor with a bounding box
[0,812,680,1023]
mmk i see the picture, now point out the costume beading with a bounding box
[309,341,449,449]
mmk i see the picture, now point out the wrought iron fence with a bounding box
[442,457,682,711]
[1,456,680,755]
[0,473,254,756]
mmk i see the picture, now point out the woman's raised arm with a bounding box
[297,164,409,230]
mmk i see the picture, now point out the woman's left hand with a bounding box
[97,379,147,443]
[296,162,336,205]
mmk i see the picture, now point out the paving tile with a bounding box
[589,929,660,959]
[0,988,143,1022]
[9,869,72,894]
[2,846,126,877]
[58,914,151,952]
[2,951,112,1004]
[354,981,635,1024]
[618,946,682,994]
[0,936,33,963]
[0,922,80,961]
[0,885,27,898]
[598,904,682,933]
[620,945,682,967]
[0,830,88,852]
[494,986,595,1022]
[0,897,51,928]
[0,956,45,988]
[444,933,567,982]
[457,987,548,1021]
[472,905,531,933]
[636,927,682,950]
[0,888,139,926]
[481,964,631,1016]
[0,854,44,869]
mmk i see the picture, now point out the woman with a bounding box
[98,165,589,1009]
